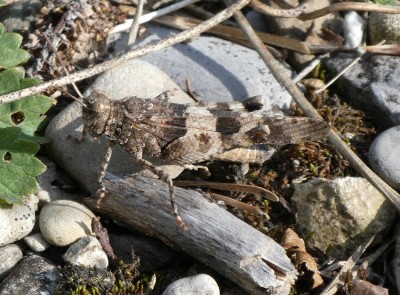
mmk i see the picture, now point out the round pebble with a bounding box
[39,200,95,246]
[369,126,400,190]
[162,274,220,295]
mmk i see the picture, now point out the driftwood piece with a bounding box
[85,173,297,295]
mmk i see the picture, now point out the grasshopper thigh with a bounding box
[162,132,223,165]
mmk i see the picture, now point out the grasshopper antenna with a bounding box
[43,34,87,107]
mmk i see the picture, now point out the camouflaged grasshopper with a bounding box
[80,90,329,230]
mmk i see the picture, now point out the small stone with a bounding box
[23,232,50,252]
[292,177,396,259]
[0,194,38,246]
[45,59,193,194]
[63,236,108,269]
[369,126,400,190]
[0,255,62,295]
[162,274,220,295]
[39,200,95,246]
[0,244,23,280]
[342,11,365,48]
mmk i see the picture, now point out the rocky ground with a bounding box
[0,0,400,294]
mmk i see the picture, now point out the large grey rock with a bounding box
[0,255,62,295]
[39,200,95,246]
[122,24,294,110]
[45,59,193,194]
[0,194,38,246]
[292,177,396,259]
[0,244,23,280]
[369,126,400,190]
[63,236,108,268]
[324,54,400,128]
[162,274,220,295]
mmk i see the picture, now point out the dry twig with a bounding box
[111,0,201,34]
[174,180,279,201]
[126,0,145,46]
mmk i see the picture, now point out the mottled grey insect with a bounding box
[81,91,329,230]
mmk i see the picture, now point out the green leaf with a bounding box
[0,127,46,204]
[0,67,26,94]
[0,33,30,68]
[0,23,4,35]
[0,68,53,140]
[0,94,53,136]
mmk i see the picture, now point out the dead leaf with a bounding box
[281,228,324,289]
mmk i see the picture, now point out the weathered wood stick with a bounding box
[85,173,297,295]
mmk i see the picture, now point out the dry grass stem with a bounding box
[174,180,279,201]
[111,0,201,34]
[209,192,265,217]
[315,55,362,94]
[154,14,310,53]
[0,0,250,104]
[127,0,145,46]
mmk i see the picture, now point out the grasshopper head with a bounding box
[82,91,112,139]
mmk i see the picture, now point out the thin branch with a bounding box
[127,0,145,46]
[229,4,400,213]
[299,2,400,21]
[250,0,310,18]
[0,0,250,104]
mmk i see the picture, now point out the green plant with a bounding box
[0,23,53,205]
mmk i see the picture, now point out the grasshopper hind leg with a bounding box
[96,142,115,207]
[136,157,189,231]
